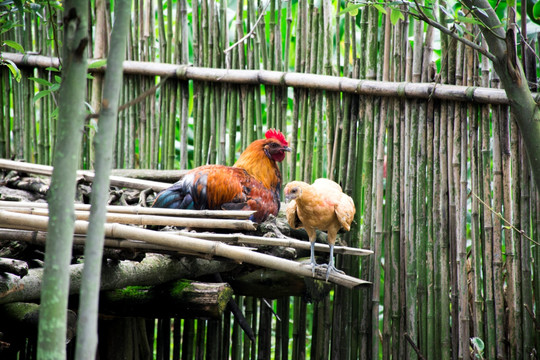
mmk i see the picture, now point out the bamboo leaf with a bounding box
[33,90,52,103]
[533,1,540,20]
[3,59,21,82]
[338,3,364,16]
[2,39,24,53]
[373,4,387,14]
[88,59,107,69]
[456,14,481,24]
[29,77,54,87]
[438,3,454,18]
[390,8,405,24]
[471,337,485,353]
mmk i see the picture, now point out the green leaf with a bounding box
[471,337,485,353]
[2,40,24,53]
[54,75,62,83]
[45,67,60,72]
[50,107,59,119]
[373,4,387,14]
[390,8,405,25]
[533,1,540,20]
[34,90,52,102]
[29,77,53,87]
[338,4,363,16]
[3,59,21,82]
[456,14,480,24]
[50,83,60,92]
[88,59,107,69]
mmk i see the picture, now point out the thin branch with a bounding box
[223,0,271,54]
[86,75,171,121]
[406,0,496,61]
[404,333,427,360]
[471,191,540,246]
[524,304,540,332]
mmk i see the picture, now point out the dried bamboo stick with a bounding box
[174,230,373,256]
[1,52,512,104]
[0,201,255,219]
[0,159,170,191]
[3,208,257,231]
[0,228,187,255]
[0,210,370,288]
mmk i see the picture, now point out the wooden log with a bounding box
[0,254,237,304]
[0,302,77,342]
[224,265,333,301]
[97,280,233,319]
[0,258,28,277]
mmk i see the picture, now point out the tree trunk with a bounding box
[37,2,89,359]
[462,0,540,193]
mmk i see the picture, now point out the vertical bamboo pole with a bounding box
[511,117,523,359]
[519,140,535,357]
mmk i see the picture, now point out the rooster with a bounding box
[152,129,291,223]
[284,178,356,280]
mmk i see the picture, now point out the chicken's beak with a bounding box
[283,146,292,152]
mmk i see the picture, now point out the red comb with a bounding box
[265,128,288,146]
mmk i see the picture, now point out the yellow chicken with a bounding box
[284,178,356,280]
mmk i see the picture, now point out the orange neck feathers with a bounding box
[234,138,282,191]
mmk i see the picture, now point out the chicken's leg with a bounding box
[325,243,344,281]
[310,240,317,276]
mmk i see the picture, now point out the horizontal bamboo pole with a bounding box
[0,201,255,219]
[175,230,373,256]
[2,51,511,104]
[0,210,370,288]
[3,208,257,231]
[0,228,213,257]
[110,169,188,182]
[0,159,170,191]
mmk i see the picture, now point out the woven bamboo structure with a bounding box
[0,1,539,359]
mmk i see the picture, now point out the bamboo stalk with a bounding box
[1,52,515,104]
[175,230,373,256]
[0,210,370,288]
[4,208,257,231]
[0,201,255,219]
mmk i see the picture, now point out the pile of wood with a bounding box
[0,160,372,352]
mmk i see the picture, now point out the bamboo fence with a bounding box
[1,1,539,359]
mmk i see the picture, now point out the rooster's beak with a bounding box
[283,146,291,152]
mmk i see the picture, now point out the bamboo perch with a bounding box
[1,51,511,104]
[110,169,188,182]
[0,229,221,258]
[174,230,373,256]
[0,210,370,288]
[0,159,171,192]
[0,201,255,219]
[3,208,257,231]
